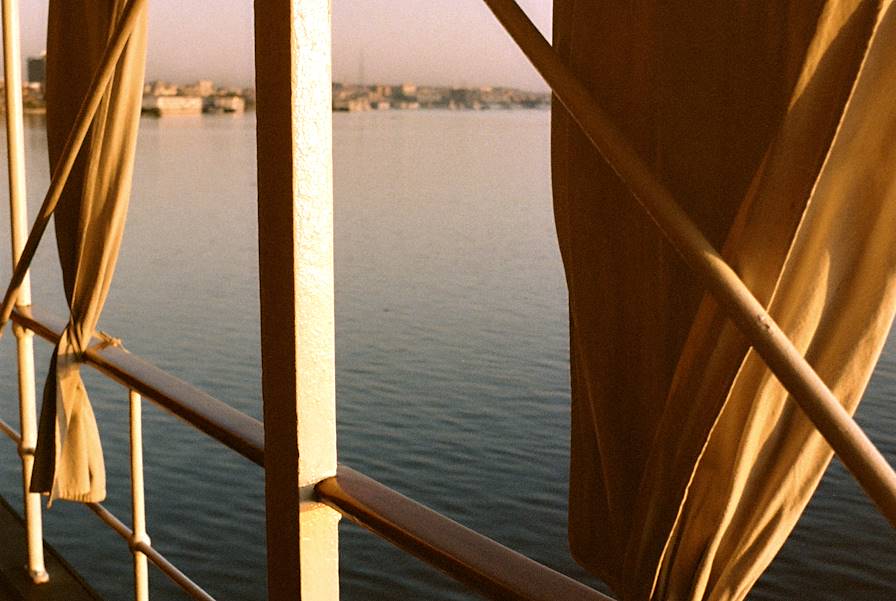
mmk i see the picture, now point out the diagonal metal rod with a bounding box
[0,0,147,334]
[481,0,896,527]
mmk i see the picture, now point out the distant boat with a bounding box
[205,95,246,114]
[141,94,202,116]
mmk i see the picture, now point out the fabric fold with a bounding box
[31,0,148,504]
[553,1,896,599]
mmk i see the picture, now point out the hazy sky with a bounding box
[17,1,553,90]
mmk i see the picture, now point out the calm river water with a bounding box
[0,111,893,599]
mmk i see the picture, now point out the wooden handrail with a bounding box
[11,305,265,467]
[317,466,613,601]
[10,304,614,600]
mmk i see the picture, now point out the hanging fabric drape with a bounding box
[552,2,896,600]
[30,0,148,503]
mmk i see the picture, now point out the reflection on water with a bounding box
[0,111,892,600]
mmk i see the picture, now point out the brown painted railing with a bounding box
[12,305,264,466]
[317,466,612,601]
[10,305,613,601]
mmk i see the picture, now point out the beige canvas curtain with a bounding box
[552,1,896,600]
[31,0,148,503]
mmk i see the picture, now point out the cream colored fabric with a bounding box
[552,2,896,600]
[31,0,148,503]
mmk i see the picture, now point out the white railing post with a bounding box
[254,1,340,599]
[2,0,48,583]
[129,390,150,601]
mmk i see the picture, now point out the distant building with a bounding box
[240,87,256,107]
[182,79,215,98]
[328,80,545,112]
[196,80,215,97]
[27,54,46,87]
[415,86,449,107]
[332,97,370,112]
[449,87,481,109]
[148,80,179,96]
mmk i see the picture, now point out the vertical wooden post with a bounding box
[254,1,339,599]
[2,0,48,583]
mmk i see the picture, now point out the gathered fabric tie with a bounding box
[29,0,148,506]
[31,327,106,505]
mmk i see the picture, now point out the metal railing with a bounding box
[1,304,614,601]
[0,307,229,600]
[0,403,215,601]
[2,1,894,601]
[1,0,45,585]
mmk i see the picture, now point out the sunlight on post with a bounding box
[255,0,339,599]
[2,0,48,583]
